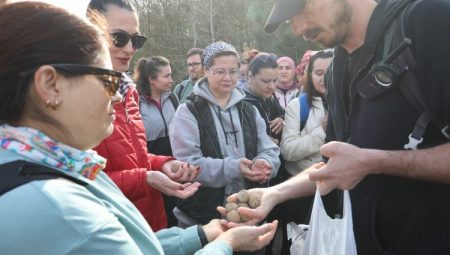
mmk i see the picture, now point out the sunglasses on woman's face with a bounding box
[110,31,147,49]
[51,64,123,96]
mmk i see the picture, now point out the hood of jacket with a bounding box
[193,77,246,110]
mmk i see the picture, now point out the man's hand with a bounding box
[217,188,278,228]
[309,141,371,195]
[146,171,201,199]
[162,160,201,183]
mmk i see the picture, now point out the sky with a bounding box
[8,0,90,18]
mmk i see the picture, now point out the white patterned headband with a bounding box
[202,41,238,67]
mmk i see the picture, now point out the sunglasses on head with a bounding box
[110,31,147,49]
[51,64,123,96]
[257,53,278,63]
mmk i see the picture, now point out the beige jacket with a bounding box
[280,96,326,176]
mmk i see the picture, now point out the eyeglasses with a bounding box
[210,68,240,79]
[51,64,123,96]
[110,31,147,49]
[187,62,202,68]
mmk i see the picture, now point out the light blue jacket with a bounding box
[0,148,231,255]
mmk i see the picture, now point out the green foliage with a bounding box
[131,0,321,83]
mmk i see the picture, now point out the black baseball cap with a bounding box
[264,0,306,33]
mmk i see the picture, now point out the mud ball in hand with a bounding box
[238,202,249,208]
[236,190,249,203]
[248,195,261,209]
[226,210,241,223]
[225,202,239,212]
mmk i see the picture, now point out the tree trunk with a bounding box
[209,0,215,42]
[193,0,197,47]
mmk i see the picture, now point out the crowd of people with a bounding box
[1,0,449,254]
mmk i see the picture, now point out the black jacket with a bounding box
[243,89,285,141]
[325,0,450,254]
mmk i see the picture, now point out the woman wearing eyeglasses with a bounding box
[0,2,278,255]
[169,42,280,232]
[88,0,202,232]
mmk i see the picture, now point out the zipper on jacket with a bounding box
[341,54,375,142]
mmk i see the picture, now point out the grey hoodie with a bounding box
[140,92,177,142]
[170,78,280,197]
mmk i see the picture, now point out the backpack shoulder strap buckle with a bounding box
[441,125,450,139]
[404,133,423,150]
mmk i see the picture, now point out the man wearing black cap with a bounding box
[227,0,450,254]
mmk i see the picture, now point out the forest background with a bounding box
[130,0,320,83]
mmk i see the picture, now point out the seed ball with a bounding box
[237,190,249,203]
[225,202,239,212]
[238,202,249,208]
[227,210,241,223]
[248,195,261,209]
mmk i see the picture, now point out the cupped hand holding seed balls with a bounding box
[223,190,261,223]
[217,188,279,227]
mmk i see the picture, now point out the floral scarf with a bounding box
[0,125,105,180]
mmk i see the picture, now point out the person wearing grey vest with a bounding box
[169,42,281,229]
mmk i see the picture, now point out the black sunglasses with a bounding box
[51,64,123,96]
[110,31,147,49]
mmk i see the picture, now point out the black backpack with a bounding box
[0,160,87,196]
[357,0,449,149]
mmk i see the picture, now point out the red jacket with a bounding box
[95,84,173,231]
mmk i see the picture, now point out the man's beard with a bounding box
[322,0,352,48]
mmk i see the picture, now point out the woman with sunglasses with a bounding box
[88,0,201,232]
[0,2,278,255]
[169,42,280,237]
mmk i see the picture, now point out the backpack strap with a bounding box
[386,0,450,149]
[0,160,88,195]
[176,79,189,99]
[299,93,310,131]
[168,93,179,109]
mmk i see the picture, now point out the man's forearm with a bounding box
[272,166,317,203]
[372,142,450,183]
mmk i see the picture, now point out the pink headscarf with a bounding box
[277,56,296,90]
[277,56,295,70]
[296,50,318,76]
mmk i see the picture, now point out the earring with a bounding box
[50,100,59,110]
[45,99,51,108]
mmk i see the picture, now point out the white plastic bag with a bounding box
[288,189,357,255]
[287,222,309,255]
